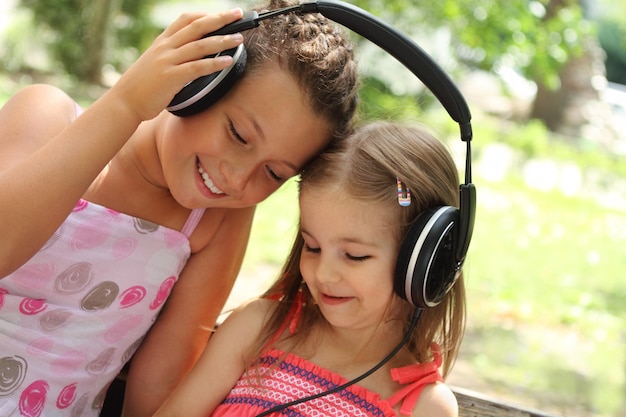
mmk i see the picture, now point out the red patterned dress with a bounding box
[211,299,444,417]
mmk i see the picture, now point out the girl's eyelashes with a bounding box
[266,166,283,182]
[303,242,370,262]
[303,243,320,254]
[228,120,247,145]
[346,254,370,262]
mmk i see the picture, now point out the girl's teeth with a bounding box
[197,165,224,195]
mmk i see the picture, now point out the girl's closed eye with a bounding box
[228,120,247,145]
[345,253,370,262]
[304,243,320,254]
[266,165,284,182]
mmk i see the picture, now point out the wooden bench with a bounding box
[453,387,563,417]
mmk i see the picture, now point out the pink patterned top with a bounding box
[211,300,444,417]
[0,199,205,417]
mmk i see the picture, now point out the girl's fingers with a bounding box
[108,8,244,120]
[176,33,244,65]
[160,12,207,38]
[164,8,244,49]
[176,50,235,83]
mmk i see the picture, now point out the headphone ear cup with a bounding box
[394,206,460,309]
[167,44,247,117]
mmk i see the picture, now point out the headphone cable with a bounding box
[254,308,423,417]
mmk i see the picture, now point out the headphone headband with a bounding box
[168,0,476,310]
[314,1,472,139]
[213,0,473,143]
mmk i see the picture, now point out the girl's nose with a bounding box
[315,256,341,284]
[224,160,254,194]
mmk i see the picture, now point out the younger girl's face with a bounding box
[158,62,333,209]
[299,185,401,332]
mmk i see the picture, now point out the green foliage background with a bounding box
[11,0,160,80]
[1,0,626,415]
[350,0,592,90]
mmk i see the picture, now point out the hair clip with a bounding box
[396,177,411,207]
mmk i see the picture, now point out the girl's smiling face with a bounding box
[299,185,401,332]
[158,62,332,209]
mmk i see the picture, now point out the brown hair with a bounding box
[243,0,359,142]
[250,121,467,378]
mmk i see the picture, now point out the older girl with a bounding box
[0,1,358,415]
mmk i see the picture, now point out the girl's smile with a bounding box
[196,158,225,196]
[319,292,354,306]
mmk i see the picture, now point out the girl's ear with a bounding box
[395,181,475,309]
[394,206,460,309]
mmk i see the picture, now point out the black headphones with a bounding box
[168,0,476,310]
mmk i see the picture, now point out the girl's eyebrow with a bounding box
[340,237,379,247]
[242,110,265,143]
[301,228,377,247]
[230,106,263,143]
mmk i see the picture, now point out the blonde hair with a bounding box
[250,121,466,378]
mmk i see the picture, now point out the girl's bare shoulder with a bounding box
[221,298,278,332]
[412,382,458,417]
[5,84,78,122]
[0,84,79,164]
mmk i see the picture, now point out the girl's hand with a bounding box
[110,8,244,121]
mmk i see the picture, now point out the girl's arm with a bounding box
[0,9,244,277]
[151,295,273,417]
[122,206,256,417]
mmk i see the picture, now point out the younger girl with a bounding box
[153,121,467,417]
[0,1,358,415]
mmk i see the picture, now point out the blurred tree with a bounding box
[350,0,596,136]
[18,0,159,84]
[528,0,602,137]
[598,20,626,85]
[594,0,626,86]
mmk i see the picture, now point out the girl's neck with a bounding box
[303,319,410,369]
[84,115,179,222]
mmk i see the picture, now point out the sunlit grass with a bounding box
[464,174,625,416]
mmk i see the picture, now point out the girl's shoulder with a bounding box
[1,85,79,157]
[12,84,79,119]
[412,382,458,417]
[220,298,277,333]
[238,298,277,317]
[208,298,277,358]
